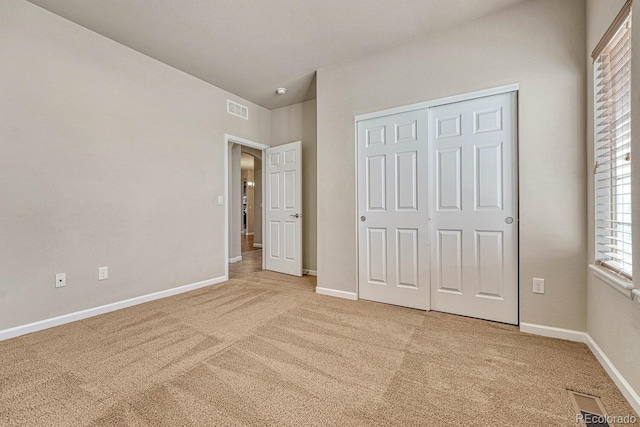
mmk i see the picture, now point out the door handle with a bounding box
[290,213,302,218]
[360,216,366,222]
[505,217,514,224]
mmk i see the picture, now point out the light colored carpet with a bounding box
[1,260,638,426]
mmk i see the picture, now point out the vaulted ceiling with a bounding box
[27,0,525,109]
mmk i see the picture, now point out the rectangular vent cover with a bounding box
[227,100,249,120]
[567,390,614,427]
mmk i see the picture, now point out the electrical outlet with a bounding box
[98,267,108,281]
[533,278,545,294]
[217,195,224,206]
[55,273,66,288]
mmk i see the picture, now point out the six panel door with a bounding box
[356,91,518,324]
[357,110,430,310]
[428,92,518,324]
[265,141,303,277]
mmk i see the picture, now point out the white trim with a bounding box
[316,287,357,300]
[354,119,360,300]
[225,134,269,151]
[253,243,263,248]
[520,323,640,415]
[589,264,634,299]
[245,232,255,236]
[0,276,227,342]
[224,134,268,276]
[586,335,640,415]
[520,322,589,343]
[303,269,317,276]
[633,289,640,302]
[354,84,520,121]
[228,256,243,264]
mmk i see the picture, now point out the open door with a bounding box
[265,141,303,276]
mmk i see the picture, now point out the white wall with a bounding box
[0,0,271,330]
[271,100,318,272]
[586,0,640,400]
[316,0,587,330]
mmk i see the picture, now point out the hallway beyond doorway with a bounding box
[242,234,259,253]
[230,234,262,279]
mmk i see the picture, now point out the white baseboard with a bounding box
[520,322,589,343]
[228,256,243,264]
[253,243,262,248]
[521,322,640,415]
[0,276,227,342]
[585,334,640,416]
[303,269,317,276]
[315,287,357,301]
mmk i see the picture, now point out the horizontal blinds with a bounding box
[594,9,633,279]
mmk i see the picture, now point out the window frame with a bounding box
[592,0,633,286]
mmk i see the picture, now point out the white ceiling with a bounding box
[27,0,525,110]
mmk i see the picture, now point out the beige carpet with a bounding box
[1,264,638,426]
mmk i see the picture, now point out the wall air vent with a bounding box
[227,100,249,120]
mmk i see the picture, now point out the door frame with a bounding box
[354,84,520,315]
[224,134,269,279]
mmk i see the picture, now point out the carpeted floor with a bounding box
[1,258,638,426]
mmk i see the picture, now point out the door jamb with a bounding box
[224,134,269,279]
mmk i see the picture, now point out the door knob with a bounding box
[360,216,366,222]
[290,213,301,218]
[505,217,514,224]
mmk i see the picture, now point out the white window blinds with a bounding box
[593,3,633,279]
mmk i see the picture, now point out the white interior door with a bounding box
[357,110,429,310]
[429,92,518,325]
[265,141,303,276]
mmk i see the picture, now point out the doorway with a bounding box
[356,87,519,325]
[224,135,304,279]
[240,152,260,242]
[225,135,268,279]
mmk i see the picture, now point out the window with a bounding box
[593,1,633,279]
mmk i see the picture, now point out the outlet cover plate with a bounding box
[98,267,108,281]
[55,273,66,288]
[533,278,545,294]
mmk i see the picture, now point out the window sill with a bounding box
[589,264,634,300]
[633,289,640,303]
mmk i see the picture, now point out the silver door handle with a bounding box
[290,213,302,218]
[360,216,366,222]
[505,217,514,224]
